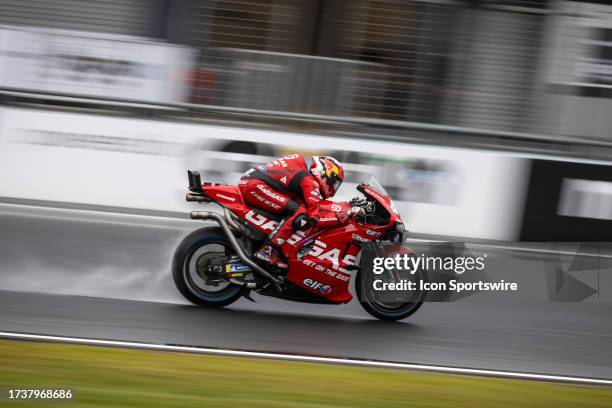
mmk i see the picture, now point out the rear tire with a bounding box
[172,227,244,307]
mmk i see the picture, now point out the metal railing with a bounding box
[2,0,612,147]
[190,48,387,117]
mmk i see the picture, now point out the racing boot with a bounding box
[254,243,288,270]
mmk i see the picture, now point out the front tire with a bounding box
[172,227,244,307]
[356,267,425,321]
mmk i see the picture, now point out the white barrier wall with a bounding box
[0,107,530,240]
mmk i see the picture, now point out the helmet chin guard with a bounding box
[310,156,344,199]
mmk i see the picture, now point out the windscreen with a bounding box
[366,176,390,198]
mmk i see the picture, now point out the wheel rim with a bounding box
[363,268,425,316]
[183,241,240,300]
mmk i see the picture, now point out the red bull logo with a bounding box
[322,158,338,178]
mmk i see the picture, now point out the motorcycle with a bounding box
[172,170,425,321]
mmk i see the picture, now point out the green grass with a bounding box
[0,339,611,407]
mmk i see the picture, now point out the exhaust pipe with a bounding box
[190,210,283,291]
[186,192,211,203]
[223,207,242,232]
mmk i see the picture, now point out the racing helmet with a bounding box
[310,156,344,199]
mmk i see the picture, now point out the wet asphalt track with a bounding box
[0,203,611,379]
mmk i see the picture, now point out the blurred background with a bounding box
[2,3,612,394]
[2,0,612,243]
[1,0,609,135]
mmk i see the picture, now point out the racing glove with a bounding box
[336,207,365,224]
[348,206,365,220]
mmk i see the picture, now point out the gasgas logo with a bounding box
[256,184,286,202]
[244,210,278,231]
[307,240,356,275]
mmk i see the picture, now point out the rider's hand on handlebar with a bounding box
[348,206,365,220]
[337,208,363,224]
[350,196,365,207]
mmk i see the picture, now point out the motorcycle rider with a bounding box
[239,154,362,269]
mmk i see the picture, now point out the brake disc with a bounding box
[196,251,226,282]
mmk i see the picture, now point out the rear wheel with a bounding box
[172,227,244,307]
[356,267,425,321]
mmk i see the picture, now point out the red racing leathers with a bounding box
[239,154,348,255]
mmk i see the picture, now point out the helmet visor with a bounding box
[333,178,342,192]
[328,173,342,194]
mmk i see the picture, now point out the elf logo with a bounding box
[245,210,278,231]
[303,278,332,294]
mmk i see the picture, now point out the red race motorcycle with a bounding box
[172,170,425,320]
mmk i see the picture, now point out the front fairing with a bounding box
[361,176,403,227]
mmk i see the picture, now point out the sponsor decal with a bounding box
[245,210,278,231]
[286,229,306,245]
[216,193,236,202]
[304,240,356,278]
[331,204,342,212]
[280,176,288,185]
[366,229,381,237]
[249,191,282,209]
[365,188,388,205]
[226,263,250,273]
[256,184,286,203]
[308,239,355,274]
[303,278,332,294]
[271,159,287,168]
[16,130,186,156]
[303,259,348,281]
[351,233,369,243]
[271,154,298,168]
[365,187,399,215]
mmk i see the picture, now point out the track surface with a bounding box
[1,204,611,379]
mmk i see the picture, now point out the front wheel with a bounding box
[172,227,244,307]
[356,267,426,321]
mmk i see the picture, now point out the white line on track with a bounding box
[3,200,612,259]
[0,203,199,230]
[1,331,611,386]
